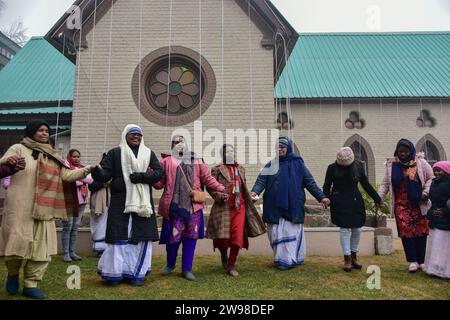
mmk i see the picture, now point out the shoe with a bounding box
[6,275,19,295]
[221,253,228,269]
[181,271,196,281]
[276,264,291,271]
[343,255,352,272]
[161,265,175,275]
[70,253,82,261]
[104,280,121,287]
[419,263,426,271]
[227,268,239,277]
[63,253,72,263]
[22,287,45,299]
[351,252,362,269]
[408,262,419,273]
[128,279,144,287]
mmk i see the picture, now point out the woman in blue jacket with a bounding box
[251,137,330,270]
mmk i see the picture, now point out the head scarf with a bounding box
[221,144,241,209]
[67,149,88,200]
[276,137,305,217]
[394,139,416,163]
[24,120,52,160]
[25,120,50,140]
[66,149,84,169]
[392,138,422,204]
[120,124,153,218]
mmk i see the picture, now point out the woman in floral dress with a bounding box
[378,139,434,272]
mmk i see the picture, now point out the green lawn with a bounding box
[0,251,449,300]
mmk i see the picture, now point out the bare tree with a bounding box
[0,1,29,47]
[3,18,28,46]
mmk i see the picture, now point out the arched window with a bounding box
[276,112,294,130]
[344,134,376,184]
[349,141,368,176]
[422,141,439,166]
[416,134,447,167]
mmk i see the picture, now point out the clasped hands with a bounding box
[5,155,26,171]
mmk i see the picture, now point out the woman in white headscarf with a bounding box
[92,125,163,286]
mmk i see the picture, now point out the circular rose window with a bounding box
[132,46,216,126]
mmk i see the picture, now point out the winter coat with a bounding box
[323,162,381,228]
[378,152,433,216]
[153,154,225,219]
[206,164,264,239]
[0,144,90,258]
[251,162,325,224]
[427,176,450,231]
[92,147,163,243]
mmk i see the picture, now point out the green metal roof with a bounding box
[0,106,72,115]
[0,37,75,104]
[275,32,450,98]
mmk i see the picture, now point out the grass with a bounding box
[0,250,449,300]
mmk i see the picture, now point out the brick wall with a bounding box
[70,0,276,190]
[287,99,450,190]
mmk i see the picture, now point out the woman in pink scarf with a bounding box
[61,149,93,262]
[423,161,450,279]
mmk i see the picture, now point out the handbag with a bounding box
[179,164,207,204]
[245,206,266,238]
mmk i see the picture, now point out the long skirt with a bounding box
[424,228,450,279]
[97,215,152,282]
[90,213,108,254]
[267,217,306,269]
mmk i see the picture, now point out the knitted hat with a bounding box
[277,137,289,148]
[336,147,355,166]
[433,161,450,175]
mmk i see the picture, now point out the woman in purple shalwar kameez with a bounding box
[154,136,225,281]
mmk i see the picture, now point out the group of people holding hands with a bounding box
[0,120,448,299]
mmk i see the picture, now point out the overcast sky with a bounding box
[0,0,449,38]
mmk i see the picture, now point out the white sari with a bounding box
[267,217,306,269]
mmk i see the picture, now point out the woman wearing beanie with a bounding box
[323,147,382,271]
[378,139,433,273]
[423,161,450,279]
[0,120,92,299]
[62,149,93,262]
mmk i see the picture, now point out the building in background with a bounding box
[0,37,74,157]
[0,31,21,70]
[276,32,449,186]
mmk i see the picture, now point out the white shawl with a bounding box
[120,124,153,218]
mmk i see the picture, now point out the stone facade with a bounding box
[283,99,450,190]
[70,0,277,190]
